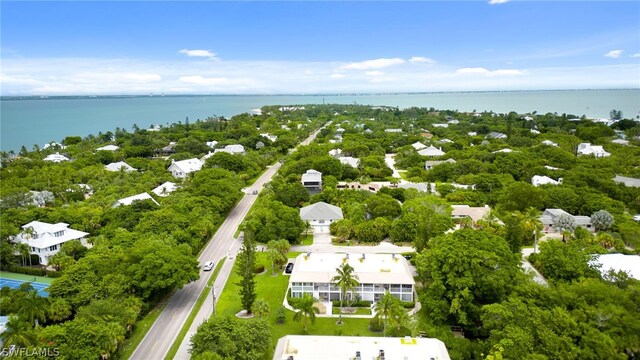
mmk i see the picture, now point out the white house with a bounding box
[112,192,159,208]
[425,158,456,170]
[385,128,402,133]
[43,153,69,163]
[168,158,203,178]
[260,133,278,142]
[205,140,218,148]
[492,148,515,153]
[611,139,629,146]
[544,165,563,171]
[432,123,449,128]
[577,143,611,157]
[591,254,640,280]
[532,175,562,187]
[273,336,451,360]
[301,169,322,190]
[152,181,179,197]
[328,149,342,157]
[299,202,343,233]
[289,253,415,302]
[541,140,559,147]
[43,142,66,150]
[339,157,360,168]
[411,142,427,150]
[417,145,446,157]
[539,209,593,233]
[105,161,136,172]
[468,131,478,136]
[437,138,454,144]
[13,221,89,265]
[613,175,640,188]
[96,145,120,151]
[213,144,245,155]
[530,129,541,134]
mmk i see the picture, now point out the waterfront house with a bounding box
[300,202,343,233]
[13,221,89,265]
[168,158,203,179]
[289,253,414,302]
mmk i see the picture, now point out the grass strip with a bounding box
[164,258,226,360]
[119,290,174,359]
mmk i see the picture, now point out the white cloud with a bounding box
[330,73,345,79]
[341,58,404,70]
[605,49,623,58]
[365,71,384,76]
[409,56,436,64]
[456,67,525,76]
[178,75,229,85]
[178,49,217,59]
[631,53,640,58]
[489,0,510,4]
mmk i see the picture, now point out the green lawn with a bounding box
[215,252,381,359]
[299,234,313,245]
[0,271,54,284]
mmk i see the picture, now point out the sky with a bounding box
[1,1,639,95]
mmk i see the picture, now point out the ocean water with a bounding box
[1,90,638,152]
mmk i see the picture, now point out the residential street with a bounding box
[131,125,326,360]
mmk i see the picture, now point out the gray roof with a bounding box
[613,175,640,188]
[300,202,343,221]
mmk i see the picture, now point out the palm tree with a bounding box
[373,291,404,337]
[522,208,542,253]
[331,263,359,325]
[16,242,30,267]
[251,298,270,318]
[2,315,35,347]
[292,294,320,332]
[20,289,48,327]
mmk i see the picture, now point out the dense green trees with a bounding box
[190,316,272,360]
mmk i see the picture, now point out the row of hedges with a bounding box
[2,265,62,278]
[332,299,372,308]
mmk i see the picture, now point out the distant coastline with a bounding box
[2,89,639,152]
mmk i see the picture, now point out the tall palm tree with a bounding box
[292,294,320,332]
[20,289,48,327]
[373,291,404,337]
[331,263,359,325]
[16,242,30,267]
[2,315,35,347]
[522,208,542,253]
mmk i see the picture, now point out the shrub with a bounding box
[331,300,371,308]
[369,317,384,332]
[275,306,287,324]
[254,264,265,274]
[5,265,62,278]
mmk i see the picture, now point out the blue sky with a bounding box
[1,1,639,95]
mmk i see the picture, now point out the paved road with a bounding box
[131,125,327,360]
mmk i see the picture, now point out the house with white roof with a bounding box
[105,161,136,172]
[299,201,343,233]
[468,131,478,136]
[417,145,446,157]
[43,142,66,150]
[539,209,593,233]
[492,148,515,153]
[530,129,541,134]
[411,142,427,150]
[213,144,245,155]
[544,165,562,171]
[152,182,179,197]
[96,145,120,151]
[205,140,218,148]
[339,157,360,168]
[289,253,415,302]
[168,158,203,179]
[437,138,454,144]
[274,336,451,360]
[541,140,559,147]
[532,175,562,187]
[577,143,610,157]
[425,158,456,170]
[301,169,322,190]
[611,139,629,145]
[260,133,277,142]
[112,193,159,208]
[13,221,89,265]
[43,153,70,163]
[385,128,402,133]
[613,175,640,188]
[591,254,640,280]
[328,149,342,157]
[432,123,449,128]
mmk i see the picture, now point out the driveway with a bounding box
[312,231,332,245]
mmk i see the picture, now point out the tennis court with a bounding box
[0,278,49,297]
